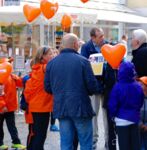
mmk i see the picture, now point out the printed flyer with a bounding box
[89,53,104,76]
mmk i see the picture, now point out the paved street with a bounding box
[4,105,106,150]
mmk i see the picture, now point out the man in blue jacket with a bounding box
[81,27,107,150]
[44,33,100,150]
[81,27,117,150]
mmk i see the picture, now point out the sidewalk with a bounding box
[4,107,106,150]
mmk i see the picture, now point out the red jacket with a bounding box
[0,74,23,112]
[24,64,53,113]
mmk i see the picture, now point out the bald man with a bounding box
[44,33,100,150]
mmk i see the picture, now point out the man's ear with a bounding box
[136,40,140,46]
[73,41,78,51]
[91,36,95,41]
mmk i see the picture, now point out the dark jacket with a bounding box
[141,97,147,125]
[81,39,109,91]
[81,39,109,59]
[81,39,97,58]
[108,61,144,123]
[103,63,117,108]
[44,49,100,119]
[132,43,147,77]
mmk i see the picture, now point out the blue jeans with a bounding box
[59,117,93,150]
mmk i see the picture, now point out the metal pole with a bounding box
[80,14,84,40]
[40,22,44,46]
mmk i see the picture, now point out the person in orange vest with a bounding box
[0,59,26,150]
[24,46,54,150]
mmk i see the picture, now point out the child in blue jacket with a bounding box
[108,61,144,150]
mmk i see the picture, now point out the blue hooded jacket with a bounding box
[108,61,144,123]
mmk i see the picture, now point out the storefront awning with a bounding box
[0,6,40,25]
[0,5,97,25]
[56,0,147,24]
[0,1,147,25]
[97,10,147,24]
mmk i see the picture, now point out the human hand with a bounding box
[140,124,147,132]
[143,126,147,132]
[1,107,8,114]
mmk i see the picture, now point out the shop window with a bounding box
[44,25,54,47]
[0,24,40,72]
[73,26,80,39]
[3,0,20,6]
[55,26,63,50]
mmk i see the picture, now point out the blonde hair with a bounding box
[53,49,60,57]
[33,46,51,64]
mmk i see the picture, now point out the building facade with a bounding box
[0,0,147,65]
[127,0,147,43]
[127,0,147,9]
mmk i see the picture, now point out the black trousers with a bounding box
[0,112,21,146]
[27,112,50,150]
[106,110,117,150]
[116,124,140,150]
[50,112,55,125]
[73,131,78,150]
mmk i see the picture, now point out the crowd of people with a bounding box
[0,27,147,150]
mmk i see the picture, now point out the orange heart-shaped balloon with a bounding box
[0,58,9,63]
[0,62,12,84]
[80,0,89,3]
[23,4,41,23]
[101,43,126,69]
[40,0,58,20]
[61,14,72,30]
[0,57,14,64]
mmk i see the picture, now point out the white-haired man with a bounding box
[131,29,147,77]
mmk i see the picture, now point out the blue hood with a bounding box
[118,61,136,82]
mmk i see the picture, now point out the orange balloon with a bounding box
[40,0,58,19]
[61,14,72,30]
[23,4,41,23]
[0,57,14,64]
[80,0,89,3]
[0,62,12,84]
[101,43,126,69]
[0,58,9,63]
